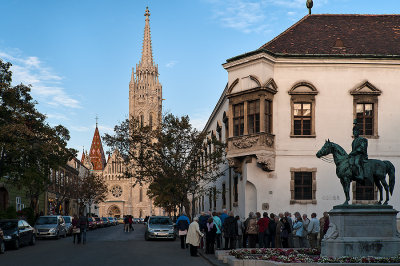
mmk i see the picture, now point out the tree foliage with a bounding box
[103,113,226,214]
[0,59,77,211]
[77,173,108,215]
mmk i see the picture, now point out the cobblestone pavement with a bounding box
[0,224,212,266]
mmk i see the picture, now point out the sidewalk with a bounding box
[198,248,227,266]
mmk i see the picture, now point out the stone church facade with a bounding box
[83,7,163,218]
[196,14,400,219]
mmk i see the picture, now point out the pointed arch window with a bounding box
[139,187,143,202]
[140,114,144,127]
[149,113,153,128]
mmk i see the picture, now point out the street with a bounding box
[1,224,211,266]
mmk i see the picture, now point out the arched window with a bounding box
[140,114,144,127]
[139,187,143,202]
[149,113,153,129]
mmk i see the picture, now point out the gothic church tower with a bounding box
[129,7,162,128]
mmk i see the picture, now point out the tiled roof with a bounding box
[89,127,106,171]
[259,14,400,57]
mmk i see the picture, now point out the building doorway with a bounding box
[107,205,121,217]
[0,187,9,211]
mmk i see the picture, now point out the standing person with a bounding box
[268,213,276,248]
[186,217,204,257]
[124,215,130,232]
[235,216,244,248]
[257,212,270,248]
[293,214,305,248]
[212,212,222,250]
[223,211,237,250]
[274,215,282,248]
[79,213,88,245]
[72,215,80,244]
[129,215,134,232]
[198,212,209,233]
[308,213,320,249]
[246,213,258,248]
[321,212,330,246]
[176,212,190,249]
[280,217,291,248]
[302,214,310,247]
[243,212,253,248]
[219,209,228,225]
[205,217,217,254]
[285,212,294,248]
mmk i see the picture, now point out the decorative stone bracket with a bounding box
[256,152,275,172]
[227,157,242,174]
[232,135,259,149]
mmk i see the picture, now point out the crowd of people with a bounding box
[176,209,331,257]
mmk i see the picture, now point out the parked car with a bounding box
[108,217,117,226]
[133,218,140,224]
[144,216,175,241]
[34,216,67,239]
[139,218,145,224]
[116,218,124,224]
[102,217,111,227]
[94,217,103,228]
[62,216,73,235]
[88,217,96,230]
[0,219,35,249]
[0,227,5,254]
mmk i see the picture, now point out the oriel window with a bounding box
[247,100,260,134]
[356,103,374,136]
[233,103,244,136]
[294,103,311,135]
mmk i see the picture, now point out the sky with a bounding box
[1,0,400,157]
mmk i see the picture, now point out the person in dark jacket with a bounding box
[72,215,80,244]
[223,211,237,250]
[78,213,88,244]
[281,217,291,248]
[198,212,210,232]
[176,212,190,249]
[205,217,217,254]
[268,213,277,248]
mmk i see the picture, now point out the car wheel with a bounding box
[14,239,20,250]
[0,242,5,254]
[30,235,36,245]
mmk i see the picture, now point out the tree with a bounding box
[103,113,226,217]
[78,173,108,216]
[0,59,76,212]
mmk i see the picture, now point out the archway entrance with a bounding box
[0,187,9,211]
[107,205,121,217]
[245,181,257,215]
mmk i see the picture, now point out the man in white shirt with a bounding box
[307,213,320,248]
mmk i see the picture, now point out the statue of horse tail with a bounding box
[384,160,395,195]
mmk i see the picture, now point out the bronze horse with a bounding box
[316,140,395,205]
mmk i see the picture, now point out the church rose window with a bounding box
[111,185,123,198]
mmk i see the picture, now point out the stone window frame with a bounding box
[350,81,381,139]
[288,81,318,138]
[290,167,317,204]
[351,181,378,204]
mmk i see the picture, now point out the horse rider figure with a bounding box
[349,119,368,183]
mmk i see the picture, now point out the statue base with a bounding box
[321,205,400,257]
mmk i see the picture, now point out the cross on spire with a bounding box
[95,115,98,128]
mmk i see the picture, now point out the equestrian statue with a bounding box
[316,119,395,205]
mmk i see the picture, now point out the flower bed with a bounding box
[228,248,400,263]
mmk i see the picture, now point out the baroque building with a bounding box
[83,7,163,218]
[196,14,400,219]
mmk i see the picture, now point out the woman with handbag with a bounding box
[245,213,258,248]
[72,215,81,244]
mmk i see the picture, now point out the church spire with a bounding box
[140,7,154,68]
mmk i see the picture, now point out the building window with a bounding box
[223,112,229,140]
[139,187,143,202]
[289,82,318,138]
[222,183,226,207]
[16,197,22,211]
[233,175,238,203]
[290,168,317,204]
[213,187,217,210]
[209,192,212,211]
[140,114,144,127]
[149,113,153,129]
[233,103,244,136]
[356,103,374,136]
[294,103,311,135]
[247,100,260,134]
[265,100,272,134]
[351,81,381,138]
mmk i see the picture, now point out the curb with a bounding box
[198,250,221,266]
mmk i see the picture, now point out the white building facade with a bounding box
[197,14,400,220]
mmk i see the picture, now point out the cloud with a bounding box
[0,50,80,109]
[287,11,297,16]
[97,124,114,134]
[165,60,177,68]
[70,125,90,132]
[46,113,70,121]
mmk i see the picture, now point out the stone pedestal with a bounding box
[321,205,400,257]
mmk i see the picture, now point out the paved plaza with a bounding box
[1,224,212,266]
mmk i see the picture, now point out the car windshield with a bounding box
[149,217,172,225]
[102,218,107,221]
[36,217,57,225]
[0,221,17,230]
[63,217,71,223]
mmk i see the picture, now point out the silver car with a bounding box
[144,216,175,241]
[34,216,67,239]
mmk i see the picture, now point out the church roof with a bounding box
[89,126,106,170]
[227,14,400,62]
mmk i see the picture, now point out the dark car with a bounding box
[88,217,96,230]
[0,227,5,254]
[94,217,103,228]
[0,219,35,249]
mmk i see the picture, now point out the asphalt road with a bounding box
[0,224,212,266]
